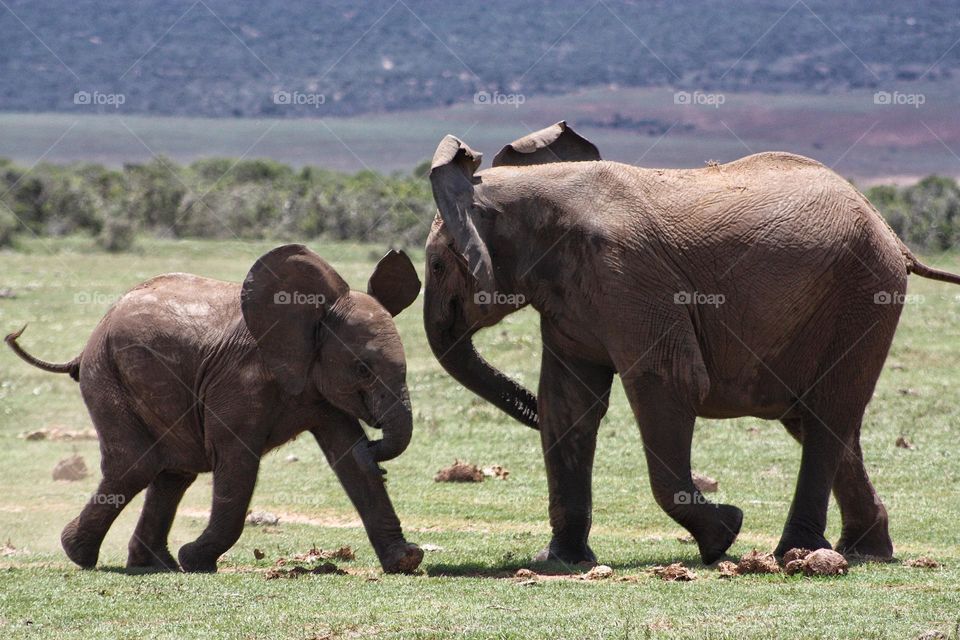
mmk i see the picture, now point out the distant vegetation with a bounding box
[2,0,958,118]
[0,157,434,252]
[2,157,960,254]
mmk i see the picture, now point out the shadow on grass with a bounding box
[97,565,182,576]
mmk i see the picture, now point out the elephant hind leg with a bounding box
[62,471,155,568]
[623,374,742,564]
[127,470,197,571]
[774,407,842,557]
[62,402,158,569]
[776,337,897,557]
[833,440,892,559]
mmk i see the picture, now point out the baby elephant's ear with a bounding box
[368,249,421,316]
[241,244,349,395]
[492,121,601,167]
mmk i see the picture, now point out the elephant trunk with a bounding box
[428,326,539,429]
[352,386,414,475]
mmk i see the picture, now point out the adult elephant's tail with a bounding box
[5,325,81,381]
[907,257,960,286]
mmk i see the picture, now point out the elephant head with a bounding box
[241,244,420,470]
[421,122,601,429]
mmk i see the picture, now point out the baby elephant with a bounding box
[6,244,424,573]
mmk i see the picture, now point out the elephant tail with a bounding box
[906,256,960,286]
[5,325,81,381]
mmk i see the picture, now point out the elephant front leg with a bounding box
[310,414,422,574]
[534,344,614,566]
[178,447,260,573]
[623,374,742,564]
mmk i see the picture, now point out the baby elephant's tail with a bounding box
[5,326,81,381]
[907,256,960,286]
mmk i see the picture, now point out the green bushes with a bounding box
[2,154,959,255]
[0,157,434,250]
[865,177,960,252]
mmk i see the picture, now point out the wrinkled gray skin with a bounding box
[6,244,424,573]
[417,121,960,565]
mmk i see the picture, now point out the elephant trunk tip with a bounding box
[352,441,387,478]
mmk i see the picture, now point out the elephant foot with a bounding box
[774,523,831,559]
[127,543,180,572]
[694,504,743,564]
[61,517,99,569]
[177,542,219,573]
[836,523,893,560]
[533,540,597,567]
[380,542,423,574]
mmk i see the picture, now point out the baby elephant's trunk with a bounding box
[353,386,413,475]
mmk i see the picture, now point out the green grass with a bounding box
[1,237,959,639]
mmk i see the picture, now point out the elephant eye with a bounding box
[354,360,373,380]
[431,258,444,276]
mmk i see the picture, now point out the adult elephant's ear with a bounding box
[241,244,349,395]
[492,121,601,167]
[429,135,495,296]
[367,249,421,316]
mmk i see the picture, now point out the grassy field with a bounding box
[4,81,960,184]
[1,237,959,639]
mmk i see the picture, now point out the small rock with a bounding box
[52,455,87,481]
[514,568,537,580]
[582,565,614,580]
[285,454,299,463]
[904,556,941,569]
[651,562,696,581]
[420,543,444,552]
[692,472,718,493]
[253,548,265,560]
[434,459,484,482]
[737,550,780,574]
[716,561,738,578]
[246,511,279,526]
[895,436,914,450]
[801,549,848,576]
[0,288,16,299]
[676,534,696,545]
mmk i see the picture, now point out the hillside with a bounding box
[1,0,958,118]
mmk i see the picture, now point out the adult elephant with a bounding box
[411,121,960,565]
